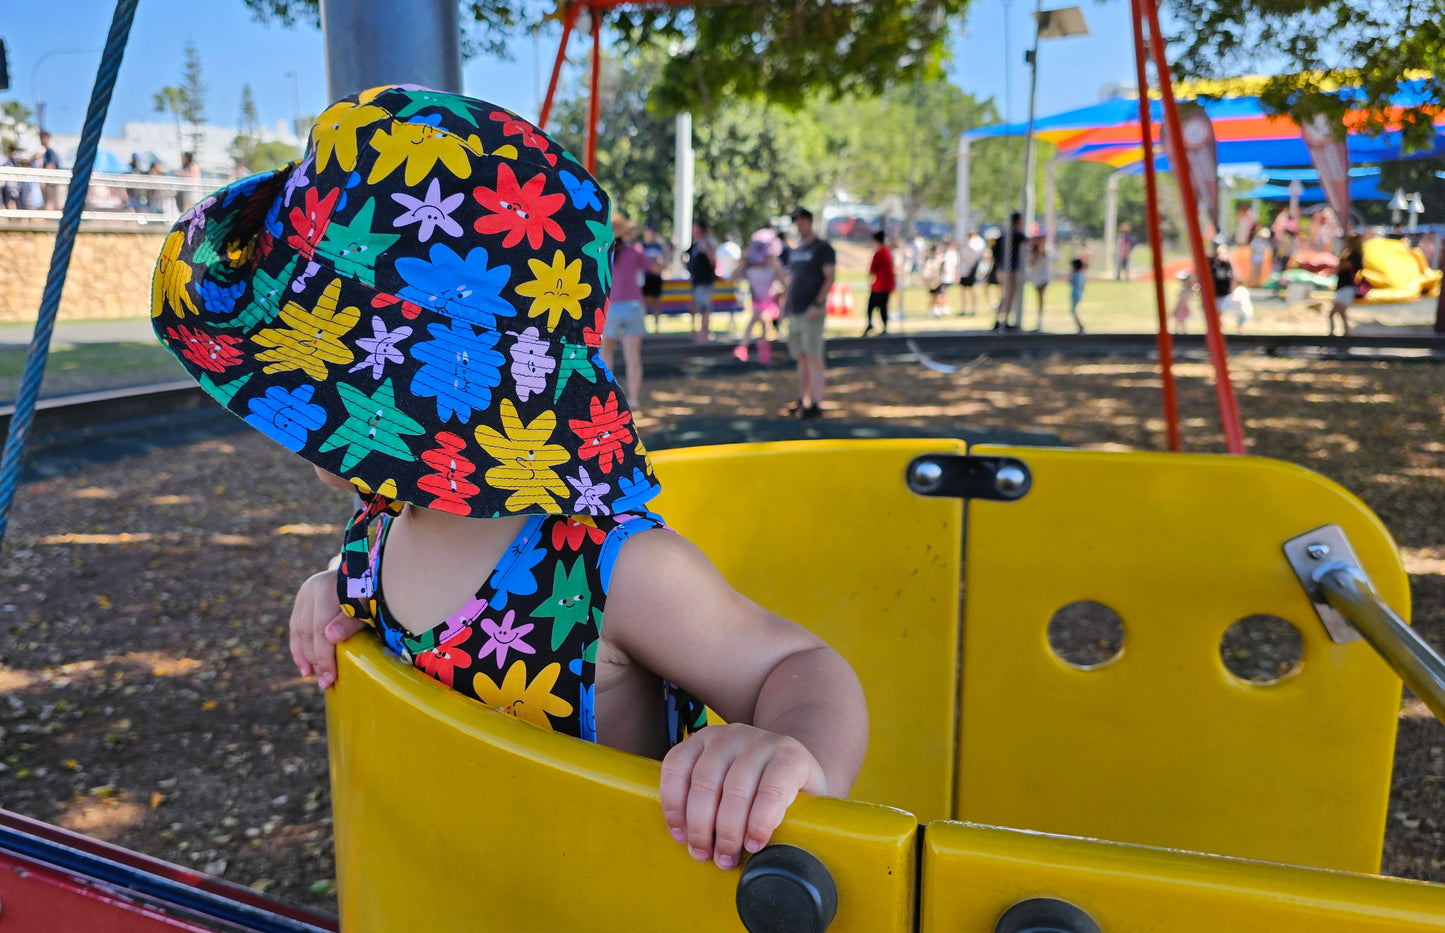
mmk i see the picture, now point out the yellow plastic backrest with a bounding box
[921,822,1445,932]
[958,446,1408,872]
[328,637,919,933]
[650,439,967,824]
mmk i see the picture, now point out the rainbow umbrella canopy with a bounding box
[966,79,1445,170]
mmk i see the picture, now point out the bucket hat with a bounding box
[151,85,658,519]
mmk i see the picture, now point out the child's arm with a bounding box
[603,529,869,870]
[289,569,368,689]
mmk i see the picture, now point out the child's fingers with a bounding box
[659,736,706,845]
[289,623,312,678]
[325,613,366,645]
[744,756,807,856]
[311,623,337,689]
[682,741,736,864]
[711,748,771,869]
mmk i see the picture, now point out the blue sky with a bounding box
[3,0,1136,138]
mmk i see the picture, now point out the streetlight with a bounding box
[1018,4,1088,233]
[31,47,101,131]
[284,70,302,140]
[1389,188,1424,232]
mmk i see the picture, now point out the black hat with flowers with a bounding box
[151,85,657,519]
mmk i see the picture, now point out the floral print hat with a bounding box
[151,85,658,519]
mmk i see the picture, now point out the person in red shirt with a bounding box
[863,230,895,336]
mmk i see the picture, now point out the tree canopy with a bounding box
[243,0,963,112]
[1165,0,1445,151]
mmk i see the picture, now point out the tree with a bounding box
[550,45,834,239]
[180,43,208,154]
[153,85,188,159]
[238,83,260,145]
[242,0,969,110]
[813,79,1016,229]
[1,99,34,150]
[1165,0,1445,152]
[550,47,679,236]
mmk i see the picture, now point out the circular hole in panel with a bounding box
[1220,614,1304,684]
[1047,601,1125,669]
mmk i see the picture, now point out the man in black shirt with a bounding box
[995,211,1026,331]
[783,207,836,418]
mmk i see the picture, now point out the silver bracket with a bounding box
[1283,524,1365,644]
[906,454,1032,501]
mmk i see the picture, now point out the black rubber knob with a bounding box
[735,845,838,933]
[995,897,1103,933]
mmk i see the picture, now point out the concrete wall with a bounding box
[0,230,165,322]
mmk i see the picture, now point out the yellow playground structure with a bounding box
[328,439,1445,933]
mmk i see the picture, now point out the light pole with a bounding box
[284,70,302,140]
[1017,5,1088,233]
[31,47,101,131]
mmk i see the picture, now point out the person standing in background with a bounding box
[997,212,1026,330]
[640,224,671,333]
[176,151,201,212]
[1115,222,1135,281]
[685,219,717,342]
[958,227,984,316]
[862,230,895,336]
[38,132,62,212]
[602,216,650,406]
[783,208,836,419]
[1068,257,1087,334]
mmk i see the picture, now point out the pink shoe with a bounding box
[756,341,772,364]
[733,345,749,362]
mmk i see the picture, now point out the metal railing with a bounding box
[1317,563,1445,723]
[0,165,221,225]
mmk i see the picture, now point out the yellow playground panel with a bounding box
[328,439,1445,932]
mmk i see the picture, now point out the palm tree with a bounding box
[152,85,188,163]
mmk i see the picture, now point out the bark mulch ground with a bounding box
[0,351,1441,912]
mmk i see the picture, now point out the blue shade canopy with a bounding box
[1235,178,1394,202]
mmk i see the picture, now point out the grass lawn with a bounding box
[0,342,187,403]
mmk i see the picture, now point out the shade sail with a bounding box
[967,80,1445,170]
[1234,178,1393,202]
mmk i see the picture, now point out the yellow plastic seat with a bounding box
[326,439,1440,931]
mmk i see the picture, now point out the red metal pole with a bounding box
[537,4,579,130]
[1140,0,1247,455]
[586,7,602,172]
[1128,0,1181,452]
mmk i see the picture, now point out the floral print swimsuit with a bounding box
[339,501,709,747]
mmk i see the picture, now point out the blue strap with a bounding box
[0,0,141,550]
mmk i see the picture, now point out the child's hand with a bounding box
[660,723,828,871]
[288,570,366,690]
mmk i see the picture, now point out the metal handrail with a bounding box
[1315,561,1445,723]
[0,165,220,192]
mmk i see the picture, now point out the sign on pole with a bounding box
[1301,113,1351,230]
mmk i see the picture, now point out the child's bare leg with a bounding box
[622,334,643,403]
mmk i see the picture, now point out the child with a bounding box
[1172,271,1197,335]
[150,86,867,874]
[862,229,893,336]
[1068,257,1086,335]
[736,228,782,361]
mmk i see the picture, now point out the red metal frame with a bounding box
[538,3,581,130]
[587,13,603,171]
[1135,0,1247,454]
[1129,0,1180,452]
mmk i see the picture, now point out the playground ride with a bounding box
[1360,237,1444,303]
[1,1,1444,932]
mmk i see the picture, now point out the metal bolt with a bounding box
[995,465,1028,496]
[1306,543,1331,561]
[910,460,944,493]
